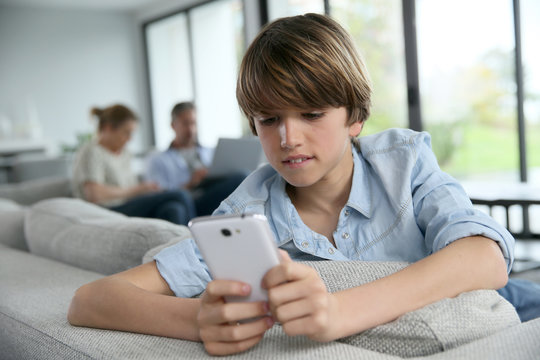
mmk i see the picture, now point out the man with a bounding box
[145,102,246,216]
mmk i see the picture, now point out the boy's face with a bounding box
[254,107,362,188]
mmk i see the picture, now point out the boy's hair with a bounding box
[171,101,196,122]
[237,13,372,135]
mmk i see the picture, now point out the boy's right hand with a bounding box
[197,280,274,356]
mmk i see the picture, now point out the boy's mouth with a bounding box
[283,156,313,166]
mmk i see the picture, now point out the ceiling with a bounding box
[0,0,173,12]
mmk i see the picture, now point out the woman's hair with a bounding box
[237,13,372,135]
[91,104,137,132]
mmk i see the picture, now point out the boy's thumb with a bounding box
[278,249,291,262]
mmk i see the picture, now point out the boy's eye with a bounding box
[259,117,278,126]
[302,112,324,120]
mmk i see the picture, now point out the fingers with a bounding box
[200,316,274,343]
[199,309,274,356]
[201,280,250,304]
[199,300,269,325]
[203,332,265,356]
[271,292,338,342]
[262,261,319,290]
[199,280,276,355]
[273,296,321,323]
[278,249,291,262]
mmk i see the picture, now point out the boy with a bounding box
[68,13,536,356]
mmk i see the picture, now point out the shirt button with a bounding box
[342,232,350,239]
[328,248,335,254]
[344,210,350,216]
[301,241,309,248]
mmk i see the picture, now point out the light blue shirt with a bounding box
[155,129,515,298]
[145,146,214,189]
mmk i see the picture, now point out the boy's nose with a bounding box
[279,118,302,149]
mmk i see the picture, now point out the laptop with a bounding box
[207,137,266,177]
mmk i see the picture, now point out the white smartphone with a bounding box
[188,213,281,303]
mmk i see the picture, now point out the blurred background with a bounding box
[1,0,539,268]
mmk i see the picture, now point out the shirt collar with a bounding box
[268,176,295,246]
[346,146,372,218]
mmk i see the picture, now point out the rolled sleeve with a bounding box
[411,133,514,272]
[154,238,212,298]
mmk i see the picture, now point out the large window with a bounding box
[146,13,193,150]
[522,0,540,183]
[145,1,538,185]
[145,0,244,149]
[189,1,245,147]
[329,0,535,184]
[416,0,518,181]
[331,0,408,134]
[268,0,325,20]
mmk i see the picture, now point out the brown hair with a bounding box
[237,13,372,135]
[91,104,137,132]
[171,101,195,122]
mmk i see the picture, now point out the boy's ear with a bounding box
[348,121,363,137]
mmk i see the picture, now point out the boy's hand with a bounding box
[197,280,274,355]
[262,251,342,342]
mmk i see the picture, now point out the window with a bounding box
[416,0,518,181]
[145,1,538,184]
[522,0,540,183]
[331,0,408,134]
[268,0,325,20]
[145,13,193,150]
[189,0,245,147]
[145,0,245,149]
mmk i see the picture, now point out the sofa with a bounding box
[1,178,540,359]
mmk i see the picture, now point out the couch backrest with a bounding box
[25,198,192,275]
[0,176,72,205]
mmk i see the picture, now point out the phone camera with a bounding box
[221,229,232,237]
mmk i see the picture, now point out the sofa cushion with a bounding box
[2,247,539,360]
[0,199,28,251]
[305,260,521,357]
[0,246,399,360]
[25,198,191,275]
[0,176,71,205]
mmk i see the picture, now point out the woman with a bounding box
[72,104,195,225]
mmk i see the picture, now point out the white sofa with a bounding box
[1,178,540,359]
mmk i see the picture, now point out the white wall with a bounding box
[0,5,150,153]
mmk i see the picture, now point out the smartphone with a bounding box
[188,213,281,303]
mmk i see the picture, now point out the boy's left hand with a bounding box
[262,251,342,342]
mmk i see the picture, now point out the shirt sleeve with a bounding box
[71,144,106,200]
[411,132,515,272]
[154,238,212,298]
[76,144,105,184]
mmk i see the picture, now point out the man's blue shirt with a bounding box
[145,146,214,190]
[154,129,514,298]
